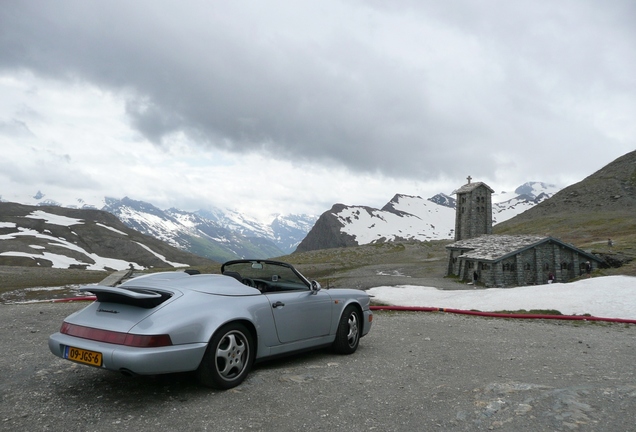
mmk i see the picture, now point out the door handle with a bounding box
[272,301,285,308]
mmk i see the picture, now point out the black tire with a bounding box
[197,322,255,389]
[332,305,361,354]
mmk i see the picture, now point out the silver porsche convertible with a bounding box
[48,260,373,389]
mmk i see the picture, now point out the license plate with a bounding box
[64,346,103,367]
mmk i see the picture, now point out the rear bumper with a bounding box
[48,332,207,375]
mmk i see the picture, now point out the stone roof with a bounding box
[446,234,600,262]
[452,181,494,195]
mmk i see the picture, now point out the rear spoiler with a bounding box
[79,285,171,309]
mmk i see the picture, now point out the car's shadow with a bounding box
[252,347,335,371]
[52,347,339,401]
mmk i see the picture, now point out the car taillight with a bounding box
[60,322,172,347]
[124,334,173,348]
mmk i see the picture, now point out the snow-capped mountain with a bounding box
[427,193,456,208]
[0,202,212,271]
[103,197,317,262]
[1,181,556,260]
[296,182,560,252]
[296,195,456,252]
[270,214,319,252]
[492,182,559,224]
[0,191,317,262]
[195,207,274,239]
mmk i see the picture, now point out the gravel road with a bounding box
[2,302,635,431]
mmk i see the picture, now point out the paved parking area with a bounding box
[2,302,635,431]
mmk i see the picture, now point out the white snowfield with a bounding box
[369,276,636,320]
[25,210,84,227]
[336,196,455,244]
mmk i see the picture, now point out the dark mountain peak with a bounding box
[295,205,358,253]
[428,193,456,209]
[381,196,412,217]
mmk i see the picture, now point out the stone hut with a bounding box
[446,234,601,287]
[446,177,601,286]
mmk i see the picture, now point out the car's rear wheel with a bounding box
[332,305,360,354]
[197,322,254,389]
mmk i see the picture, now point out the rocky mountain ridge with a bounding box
[297,182,558,252]
[0,202,213,270]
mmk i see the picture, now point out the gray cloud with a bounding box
[0,119,34,137]
[1,0,633,186]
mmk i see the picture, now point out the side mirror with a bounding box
[310,280,321,292]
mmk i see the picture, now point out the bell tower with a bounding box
[453,176,494,241]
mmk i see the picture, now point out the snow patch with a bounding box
[369,276,636,320]
[0,227,142,270]
[134,242,189,268]
[96,223,127,235]
[24,210,84,226]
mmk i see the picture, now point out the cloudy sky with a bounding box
[1,1,634,222]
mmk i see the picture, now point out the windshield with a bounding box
[221,260,310,292]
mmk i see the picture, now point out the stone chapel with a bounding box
[446,177,601,287]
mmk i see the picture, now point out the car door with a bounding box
[266,289,332,344]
